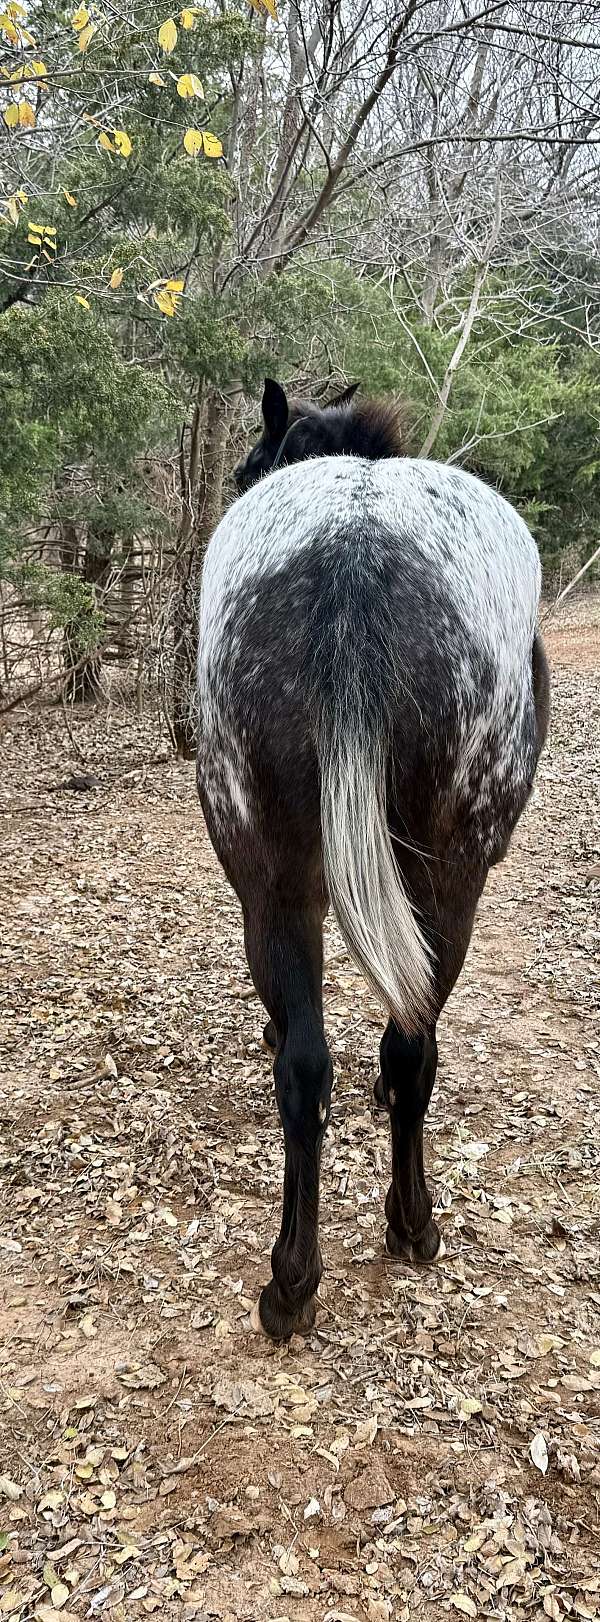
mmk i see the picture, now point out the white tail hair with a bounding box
[320,733,434,1032]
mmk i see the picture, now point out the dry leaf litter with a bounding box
[0,597,599,1622]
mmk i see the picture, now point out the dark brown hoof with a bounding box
[373,1071,386,1109]
[262,1019,277,1053]
[385,1217,442,1264]
[253,1280,317,1341]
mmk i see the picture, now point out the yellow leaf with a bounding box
[109,266,123,288]
[114,127,132,157]
[183,126,203,156]
[8,2,28,16]
[18,99,35,126]
[176,70,203,98]
[0,14,19,42]
[249,0,278,17]
[63,188,77,206]
[31,58,47,76]
[27,221,56,251]
[154,288,178,316]
[78,21,95,50]
[51,1584,71,1610]
[7,195,19,224]
[201,130,223,158]
[165,277,184,291]
[180,7,195,26]
[71,3,89,28]
[157,16,177,52]
[74,293,90,308]
[10,64,25,80]
[183,127,222,158]
[98,131,115,152]
[16,186,28,201]
[148,70,165,85]
[3,102,19,127]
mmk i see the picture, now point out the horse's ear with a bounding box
[328,382,360,410]
[262,378,289,439]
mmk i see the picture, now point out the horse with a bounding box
[196,377,550,1341]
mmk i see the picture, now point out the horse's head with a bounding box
[233,378,360,494]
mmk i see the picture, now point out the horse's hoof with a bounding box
[385,1219,443,1263]
[252,1282,317,1341]
[262,1020,277,1053]
[373,1072,386,1109]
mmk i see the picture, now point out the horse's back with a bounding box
[197,456,543,873]
[200,454,540,674]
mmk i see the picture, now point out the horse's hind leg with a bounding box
[244,898,331,1340]
[380,871,485,1263]
[380,1025,441,1261]
[262,1018,277,1052]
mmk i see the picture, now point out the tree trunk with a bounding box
[172,390,237,758]
[64,528,112,703]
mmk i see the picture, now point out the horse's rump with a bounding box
[198,454,541,865]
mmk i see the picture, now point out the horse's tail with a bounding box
[318,712,433,1034]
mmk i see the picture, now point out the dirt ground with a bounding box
[1,595,599,1622]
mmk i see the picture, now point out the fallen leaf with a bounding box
[530,1431,549,1474]
[210,1505,264,1541]
[354,1416,377,1445]
[367,1602,391,1622]
[38,1491,65,1512]
[459,1398,483,1419]
[116,1362,166,1390]
[50,1584,71,1609]
[35,1608,80,1622]
[496,1557,528,1589]
[304,1497,320,1519]
[212,1376,274,1418]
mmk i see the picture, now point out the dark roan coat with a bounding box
[196,378,550,1340]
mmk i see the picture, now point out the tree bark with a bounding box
[63,528,112,703]
[172,391,238,758]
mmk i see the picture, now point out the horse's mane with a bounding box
[327,397,412,460]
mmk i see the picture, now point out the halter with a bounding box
[271,415,311,472]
